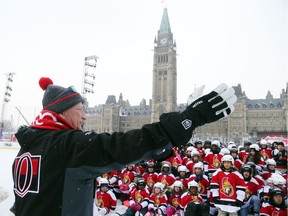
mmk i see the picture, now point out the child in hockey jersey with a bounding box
[180,180,209,216]
[166,180,184,216]
[210,155,246,216]
[203,140,223,179]
[121,178,150,216]
[260,187,287,216]
[238,165,261,216]
[145,182,168,216]
[95,178,117,216]
[187,162,210,201]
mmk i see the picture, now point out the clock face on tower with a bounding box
[160,37,167,45]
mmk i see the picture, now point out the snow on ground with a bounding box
[0,142,127,215]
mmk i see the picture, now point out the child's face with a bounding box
[154,187,161,194]
[189,187,198,195]
[223,161,232,170]
[278,145,284,151]
[273,195,283,205]
[194,168,202,175]
[101,186,108,192]
[242,171,250,179]
[192,155,199,162]
[179,171,186,177]
[268,164,275,171]
[174,186,180,192]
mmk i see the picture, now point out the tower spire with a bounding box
[159,8,171,35]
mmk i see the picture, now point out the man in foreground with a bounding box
[12,77,236,216]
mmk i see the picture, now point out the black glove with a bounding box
[182,83,237,129]
[235,199,243,207]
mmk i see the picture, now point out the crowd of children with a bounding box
[94,139,287,216]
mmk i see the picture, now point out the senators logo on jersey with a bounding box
[212,156,220,169]
[220,177,234,197]
[13,152,41,197]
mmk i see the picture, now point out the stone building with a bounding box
[84,8,288,145]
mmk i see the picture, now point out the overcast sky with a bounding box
[0,0,287,128]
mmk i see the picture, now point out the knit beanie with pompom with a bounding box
[39,77,84,113]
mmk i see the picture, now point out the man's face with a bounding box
[273,194,283,205]
[61,103,86,130]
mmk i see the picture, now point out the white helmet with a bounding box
[266,159,276,166]
[154,182,164,191]
[187,180,198,188]
[193,162,204,170]
[99,178,109,186]
[238,145,244,152]
[227,143,237,151]
[221,155,234,164]
[212,140,220,148]
[172,180,183,189]
[186,146,195,152]
[249,144,260,151]
[260,139,268,145]
[267,173,286,186]
[220,148,230,156]
[191,150,200,157]
[177,165,188,173]
[204,148,211,155]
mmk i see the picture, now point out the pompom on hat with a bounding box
[39,77,84,113]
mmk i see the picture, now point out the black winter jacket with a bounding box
[12,112,195,216]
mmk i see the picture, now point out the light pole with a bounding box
[1,73,15,139]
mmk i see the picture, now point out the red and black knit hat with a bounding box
[39,77,84,113]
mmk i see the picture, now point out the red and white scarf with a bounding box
[31,110,74,130]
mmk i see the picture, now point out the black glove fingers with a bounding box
[215,107,232,116]
[211,87,237,109]
[213,101,228,112]
[214,94,237,115]
[192,91,218,108]
[209,95,224,107]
